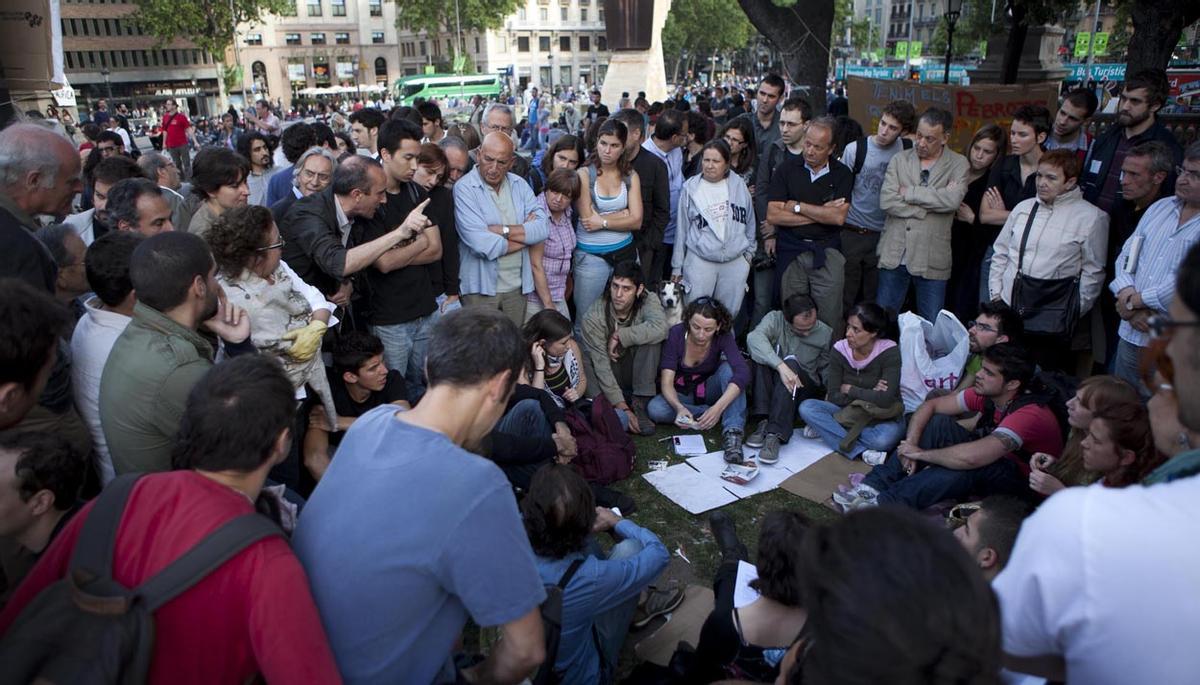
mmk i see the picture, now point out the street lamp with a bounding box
[943,0,963,84]
[100,68,113,99]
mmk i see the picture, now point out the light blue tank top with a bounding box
[577,164,634,253]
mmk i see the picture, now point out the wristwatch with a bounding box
[501,224,511,237]
[792,203,802,215]
[602,218,609,230]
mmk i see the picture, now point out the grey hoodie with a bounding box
[671,171,757,274]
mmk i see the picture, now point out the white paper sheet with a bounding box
[734,560,761,609]
[641,463,738,514]
[671,434,708,456]
[686,451,797,496]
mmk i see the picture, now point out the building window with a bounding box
[335,32,350,44]
[581,7,587,21]
[539,7,548,20]
[475,37,481,53]
[307,0,321,17]
[540,66,552,87]
[420,41,427,56]
[314,57,331,84]
[517,36,530,52]
[375,57,388,82]
[599,6,604,21]
[561,6,567,20]
[518,8,526,20]
[331,0,345,16]
[539,35,550,52]
[598,35,606,51]
[372,31,385,44]
[559,36,570,51]
[245,33,263,46]
[369,0,382,16]
[560,65,571,85]
[311,32,326,45]
[285,33,301,45]
[579,35,590,51]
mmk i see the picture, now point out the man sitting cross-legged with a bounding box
[836,343,1063,511]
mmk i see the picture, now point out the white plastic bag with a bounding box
[898,310,970,412]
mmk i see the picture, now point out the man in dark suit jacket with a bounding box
[0,124,82,292]
[279,155,426,302]
[612,108,670,283]
[271,146,338,228]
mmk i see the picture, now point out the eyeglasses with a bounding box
[1176,165,1200,183]
[966,320,997,333]
[1148,314,1200,340]
[483,123,514,135]
[257,237,286,252]
[300,169,332,184]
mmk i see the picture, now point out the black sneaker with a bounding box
[722,429,745,464]
[631,396,655,436]
[745,419,768,448]
[758,433,782,465]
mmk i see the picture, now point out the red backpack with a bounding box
[565,394,636,485]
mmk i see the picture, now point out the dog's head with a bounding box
[658,281,682,311]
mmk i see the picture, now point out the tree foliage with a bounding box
[926,0,996,58]
[131,0,293,59]
[662,0,754,59]
[832,0,872,53]
[391,0,524,36]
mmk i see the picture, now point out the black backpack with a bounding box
[851,135,914,176]
[0,473,282,685]
[531,558,587,685]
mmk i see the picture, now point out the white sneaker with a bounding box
[802,426,819,440]
[862,449,889,466]
[834,493,880,514]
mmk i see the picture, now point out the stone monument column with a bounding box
[600,0,672,108]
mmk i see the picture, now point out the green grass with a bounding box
[612,424,837,589]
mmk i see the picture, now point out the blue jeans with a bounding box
[646,362,747,433]
[372,315,432,404]
[877,263,947,322]
[573,250,614,337]
[1111,338,1150,399]
[798,399,906,458]
[583,536,644,681]
[862,414,1028,509]
[493,398,552,437]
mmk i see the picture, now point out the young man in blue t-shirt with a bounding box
[294,308,547,684]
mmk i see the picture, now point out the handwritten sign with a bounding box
[847,76,1059,153]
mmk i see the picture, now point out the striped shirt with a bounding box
[1109,196,1200,347]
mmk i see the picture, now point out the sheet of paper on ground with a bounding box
[642,437,832,514]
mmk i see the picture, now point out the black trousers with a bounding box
[751,359,823,441]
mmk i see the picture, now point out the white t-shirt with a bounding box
[994,475,1200,684]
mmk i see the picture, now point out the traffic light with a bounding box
[909,68,921,81]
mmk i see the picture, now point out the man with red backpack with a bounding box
[0,355,340,684]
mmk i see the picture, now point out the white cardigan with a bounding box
[988,187,1110,314]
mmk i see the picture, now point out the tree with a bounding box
[391,0,523,36]
[736,0,836,112]
[132,0,293,107]
[927,0,994,59]
[832,0,872,54]
[663,0,754,84]
[1121,0,1200,75]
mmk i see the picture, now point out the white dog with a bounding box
[658,281,684,327]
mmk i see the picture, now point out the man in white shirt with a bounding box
[244,99,282,136]
[994,240,1200,684]
[69,231,140,484]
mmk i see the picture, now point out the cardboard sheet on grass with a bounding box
[846,77,1059,152]
[641,438,831,514]
[780,453,873,510]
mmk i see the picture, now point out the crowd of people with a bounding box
[1,62,1199,684]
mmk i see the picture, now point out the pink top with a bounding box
[833,338,897,371]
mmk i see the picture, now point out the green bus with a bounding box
[393,73,502,106]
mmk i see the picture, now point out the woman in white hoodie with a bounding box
[988,148,1109,371]
[671,139,757,317]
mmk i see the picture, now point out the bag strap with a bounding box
[135,513,282,612]
[1014,203,1040,277]
[68,473,145,582]
[851,136,869,176]
[557,558,586,590]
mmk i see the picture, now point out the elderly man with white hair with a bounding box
[271,145,338,226]
[0,122,83,291]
